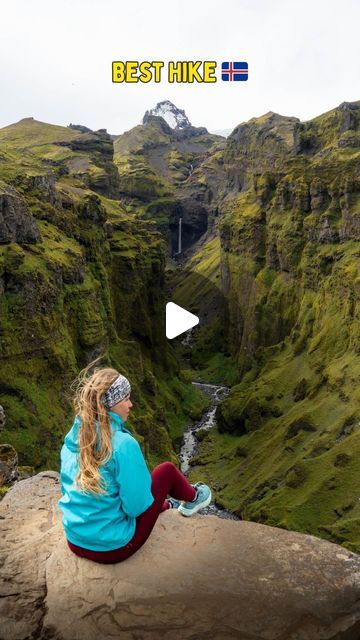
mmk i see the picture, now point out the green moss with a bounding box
[285,462,307,488]
[293,378,309,401]
[0,486,10,500]
[181,384,210,421]
[285,417,316,439]
[195,428,211,442]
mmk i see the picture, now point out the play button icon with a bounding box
[166,302,199,340]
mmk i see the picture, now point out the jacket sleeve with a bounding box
[59,445,65,496]
[114,434,154,518]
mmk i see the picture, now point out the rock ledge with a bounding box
[1,472,360,640]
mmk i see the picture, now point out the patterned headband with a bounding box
[101,374,131,408]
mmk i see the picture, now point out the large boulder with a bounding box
[1,472,360,640]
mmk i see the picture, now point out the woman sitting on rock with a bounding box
[58,361,212,564]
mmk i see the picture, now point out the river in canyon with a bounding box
[178,381,240,521]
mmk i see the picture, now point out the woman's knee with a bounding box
[155,461,176,473]
[150,461,179,485]
[151,461,178,479]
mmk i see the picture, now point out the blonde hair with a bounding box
[71,357,120,497]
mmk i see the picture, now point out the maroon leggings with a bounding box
[67,461,196,564]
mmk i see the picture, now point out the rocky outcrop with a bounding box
[1,472,360,640]
[0,443,18,486]
[15,174,60,207]
[0,184,40,244]
[50,128,121,198]
[225,111,300,176]
[55,130,113,154]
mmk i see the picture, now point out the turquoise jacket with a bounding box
[58,411,154,551]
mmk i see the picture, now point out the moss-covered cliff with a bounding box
[179,102,360,552]
[0,117,207,474]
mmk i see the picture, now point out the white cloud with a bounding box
[0,0,359,134]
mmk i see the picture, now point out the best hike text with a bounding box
[112,61,217,83]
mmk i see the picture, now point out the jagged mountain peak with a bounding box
[143,100,191,130]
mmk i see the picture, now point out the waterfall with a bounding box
[177,217,182,254]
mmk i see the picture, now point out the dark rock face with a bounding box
[0,443,19,486]
[172,125,209,139]
[169,197,208,253]
[0,185,40,244]
[305,215,340,244]
[56,131,113,153]
[0,405,5,429]
[14,173,60,207]
[338,101,360,131]
[77,193,107,224]
[27,174,58,205]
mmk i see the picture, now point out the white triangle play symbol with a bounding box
[166,302,199,339]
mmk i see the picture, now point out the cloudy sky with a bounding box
[1,0,359,135]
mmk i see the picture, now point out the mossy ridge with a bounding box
[0,118,117,197]
[167,101,360,552]
[219,101,360,371]
[0,234,199,472]
[0,118,78,182]
[114,119,174,202]
[0,224,192,470]
[0,117,200,476]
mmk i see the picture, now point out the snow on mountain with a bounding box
[143,100,191,129]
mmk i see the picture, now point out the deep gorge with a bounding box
[0,100,359,552]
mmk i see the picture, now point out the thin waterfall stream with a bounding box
[177,216,182,254]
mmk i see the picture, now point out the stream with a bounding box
[178,382,240,521]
